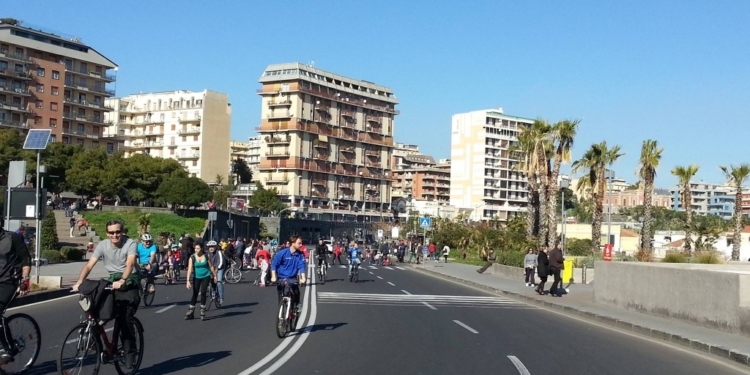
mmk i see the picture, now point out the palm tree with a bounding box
[638,139,663,254]
[572,141,624,254]
[719,164,750,261]
[511,121,550,241]
[671,165,700,254]
[546,119,579,248]
[531,120,552,247]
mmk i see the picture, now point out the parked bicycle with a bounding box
[224,259,242,284]
[58,286,145,375]
[275,279,300,338]
[0,290,41,375]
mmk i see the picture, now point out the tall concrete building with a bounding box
[246,135,262,173]
[670,181,749,220]
[0,18,117,148]
[391,152,450,203]
[450,108,533,221]
[255,63,398,217]
[104,90,231,182]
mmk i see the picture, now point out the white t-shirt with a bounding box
[443,246,450,255]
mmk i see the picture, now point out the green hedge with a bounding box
[495,250,525,268]
[41,250,62,264]
[60,246,84,261]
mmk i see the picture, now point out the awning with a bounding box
[319,135,328,142]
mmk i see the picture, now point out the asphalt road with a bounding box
[8,261,748,375]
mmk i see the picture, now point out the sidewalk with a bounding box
[35,261,110,287]
[412,261,750,368]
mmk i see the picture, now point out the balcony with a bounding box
[64,97,114,111]
[338,181,354,190]
[315,104,330,112]
[313,153,329,161]
[119,105,149,114]
[63,80,115,96]
[268,100,292,107]
[340,146,355,154]
[179,115,201,124]
[365,115,381,125]
[298,86,400,115]
[0,85,29,96]
[265,150,290,158]
[267,111,292,120]
[62,112,110,125]
[62,128,100,138]
[365,184,379,192]
[265,134,291,144]
[365,149,380,157]
[339,157,355,165]
[178,127,201,135]
[257,119,394,147]
[0,118,27,129]
[0,101,29,113]
[311,190,327,198]
[365,160,382,168]
[64,66,117,82]
[0,51,32,63]
[178,153,200,160]
[365,195,380,202]
[0,69,30,80]
[340,109,356,119]
[312,179,328,186]
[167,142,178,148]
[312,139,329,149]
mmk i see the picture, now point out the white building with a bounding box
[104,90,232,182]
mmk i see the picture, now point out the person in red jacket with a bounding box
[428,242,436,262]
[300,245,309,260]
[333,244,342,265]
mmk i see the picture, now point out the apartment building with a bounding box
[670,181,748,219]
[246,135,261,172]
[256,63,397,217]
[602,188,672,214]
[104,90,231,182]
[391,153,450,203]
[0,18,117,148]
[450,108,532,221]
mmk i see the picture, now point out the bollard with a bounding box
[582,265,587,285]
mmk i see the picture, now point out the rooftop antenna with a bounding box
[309,60,315,67]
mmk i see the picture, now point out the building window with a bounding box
[170,149,174,155]
[52,70,59,80]
[77,139,84,145]
[35,101,43,109]
[62,136,69,144]
[33,117,41,125]
[50,119,57,127]
[50,102,58,111]
[50,134,56,142]
[182,136,186,142]
[51,86,59,95]
[192,161,197,166]
[77,124,85,132]
[107,143,114,153]
[171,124,175,131]
[193,135,198,141]
[36,84,43,93]
[36,67,45,77]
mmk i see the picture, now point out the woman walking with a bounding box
[185,243,218,321]
[523,248,537,287]
[535,247,549,295]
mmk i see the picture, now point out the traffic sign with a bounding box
[208,211,217,221]
[377,229,383,239]
[419,217,431,229]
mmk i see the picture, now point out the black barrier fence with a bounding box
[180,209,260,242]
[278,218,377,245]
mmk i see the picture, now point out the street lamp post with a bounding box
[605,169,615,246]
[560,179,570,254]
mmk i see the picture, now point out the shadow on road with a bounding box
[137,350,231,375]
[307,322,347,332]
[353,279,374,283]
[208,310,253,320]
[218,302,258,310]
[28,359,57,375]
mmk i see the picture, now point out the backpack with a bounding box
[78,279,115,320]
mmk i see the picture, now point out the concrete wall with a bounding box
[594,261,750,335]
[489,263,595,284]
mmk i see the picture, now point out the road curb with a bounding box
[9,288,73,308]
[412,266,750,368]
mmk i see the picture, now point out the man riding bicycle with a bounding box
[137,233,158,289]
[73,219,140,369]
[206,240,227,305]
[315,238,329,276]
[0,215,31,363]
[270,236,307,313]
[347,242,362,277]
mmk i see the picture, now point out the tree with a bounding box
[248,183,286,216]
[511,120,550,242]
[638,139,663,254]
[66,147,109,198]
[0,129,30,184]
[671,165,700,254]
[41,207,58,251]
[719,164,750,261]
[212,185,231,210]
[546,119,579,248]
[40,142,83,195]
[232,158,253,185]
[572,141,624,254]
[556,187,577,214]
[156,177,213,211]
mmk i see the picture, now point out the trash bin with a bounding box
[563,259,574,284]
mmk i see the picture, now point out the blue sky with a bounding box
[7,1,750,188]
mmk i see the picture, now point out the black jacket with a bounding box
[316,244,328,259]
[0,231,30,284]
[537,251,549,278]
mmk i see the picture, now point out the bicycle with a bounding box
[58,286,144,375]
[206,279,222,310]
[275,279,300,338]
[224,259,242,285]
[348,262,360,283]
[0,290,41,375]
[139,268,155,307]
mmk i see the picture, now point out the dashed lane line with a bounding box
[453,320,478,334]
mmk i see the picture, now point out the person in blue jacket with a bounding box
[271,236,307,311]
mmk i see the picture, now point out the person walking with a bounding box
[69,217,76,238]
[476,249,496,274]
[535,247,549,295]
[524,247,537,287]
[547,244,564,297]
[442,244,450,263]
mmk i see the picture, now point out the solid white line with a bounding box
[422,302,437,310]
[237,263,314,375]
[66,327,112,344]
[155,304,175,314]
[507,355,531,375]
[259,270,318,375]
[376,276,383,279]
[8,293,78,312]
[387,282,395,286]
[453,320,478,334]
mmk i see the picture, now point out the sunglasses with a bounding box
[107,231,122,235]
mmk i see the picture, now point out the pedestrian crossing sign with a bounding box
[419,217,431,229]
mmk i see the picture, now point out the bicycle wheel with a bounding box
[353,268,359,283]
[275,299,289,338]
[213,284,222,309]
[0,313,41,375]
[225,266,241,284]
[113,318,144,375]
[57,323,101,375]
[143,282,155,307]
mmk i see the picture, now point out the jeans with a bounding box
[113,286,140,358]
[190,277,210,306]
[276,279,300,307]
[348,258,361,275]
[525,268,536,284]
[215,269,225,300]
[549,267,562,295]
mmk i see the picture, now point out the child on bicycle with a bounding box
[162,249,176,284]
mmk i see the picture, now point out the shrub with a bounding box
[693,251,723,264]
[573,254,602,269]
[495,250,525,268]
[41,250,62,264]
[663,252,688,263]
[60,247,84,261]
[565,238,593,256]
[41,207,58,251]
[635,247,654,262]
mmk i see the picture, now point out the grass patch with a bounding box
[83,210,206,238]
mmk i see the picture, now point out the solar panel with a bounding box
[22,129,51,150]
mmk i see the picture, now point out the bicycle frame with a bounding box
[84,312,120,361]
[277,281,296,320]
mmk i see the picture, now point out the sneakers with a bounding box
[0,348,12,364]
[147,283,156,293]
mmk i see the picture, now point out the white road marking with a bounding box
[377,276,383,279]
[384,267,394,270]
[507,355,531,375]
[369,272,374,275]
[339,265,347,268]
[453,320,478,334]
[387,282,395,286]
[155,304,175,313]
[422,302,438,310]
[8,293,78,312]
[395,266,405,270]
[369,266,377,269]
[66,327,112,344]
[401,290,411,294]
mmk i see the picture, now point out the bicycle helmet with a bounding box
[140,233,153,242]
[206,240,218,247]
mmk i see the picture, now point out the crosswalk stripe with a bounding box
[395,267,405,270]
[369,266,377,269]
[384,267,394,270]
